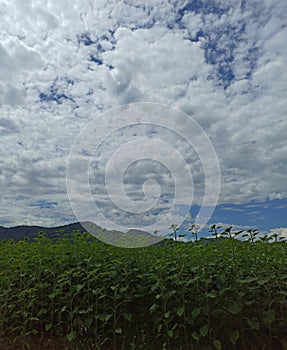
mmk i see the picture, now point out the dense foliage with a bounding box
[1,232,287,349]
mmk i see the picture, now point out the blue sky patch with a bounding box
[77,33,96,46]
[200,198,286,233]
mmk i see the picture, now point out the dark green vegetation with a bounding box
[1,231,287,349]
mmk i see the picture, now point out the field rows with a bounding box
[1,232,287,349]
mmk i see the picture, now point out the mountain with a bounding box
[0,222,84,241]
[0,222,164,247]
[79,223,163,247]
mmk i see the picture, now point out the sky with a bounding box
[0,0,287,240]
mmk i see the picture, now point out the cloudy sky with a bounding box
[1,0,286,238]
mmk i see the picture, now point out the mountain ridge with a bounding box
[0,222,164,247]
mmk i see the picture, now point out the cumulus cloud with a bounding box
[0,0,286,230]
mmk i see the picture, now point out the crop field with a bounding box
[1,231,287,350]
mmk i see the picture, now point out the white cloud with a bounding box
[269,227,287,240]
[0,0,286,230]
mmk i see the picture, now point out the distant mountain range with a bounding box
[0,222,229,246]
[0,222,164,247]
[0,222,84,240]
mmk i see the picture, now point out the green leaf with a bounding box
[205,290,217,298]
[76,284,84,292]
[115,328,122,334]
[29,317,39,322]
[213,340,221,350]
[37,308,47,316]
[167,329,174,338]
[92,288,103,295]
[247,317,260,330]
[257,278,270,285]
[219,287,231,296]
[119,286,128,293]
[157,324,163,333]
[84,318,93,328]
[99,313,112,322]
[105,314,112,322]
[123,313,132,322]
[227,303,241,315]
[45,323,52,331]
[234,230,244,236]
[191,331,199,341]
[149,303,157,313]
[164,311,170,319]
[238,277,258,284]
[200,324,209,337]
[263,310,275,324]
[192,307,201,320]
[66,331,76,341]
[176,306,184,317]
[229,330,239,345]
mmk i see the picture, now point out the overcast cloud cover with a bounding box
[0,0,286,234]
